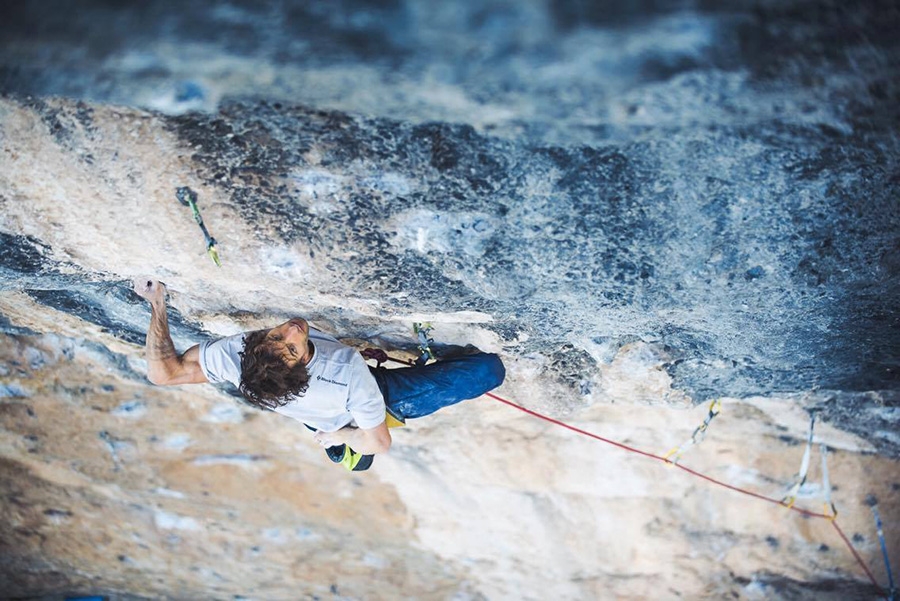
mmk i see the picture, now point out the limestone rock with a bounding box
[0,0,898,599]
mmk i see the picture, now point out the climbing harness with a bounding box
[413,322,435,365]
[176,186,221,266]
[782,413,816,508]
[868,496,896,600]
[664,399,721,465]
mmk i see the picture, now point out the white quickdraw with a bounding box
[782,413,816,508]
[665,399,722,465]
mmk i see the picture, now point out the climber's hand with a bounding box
[314,430,345,448]
[133,277,167,308]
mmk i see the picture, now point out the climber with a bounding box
[132,277,506,470]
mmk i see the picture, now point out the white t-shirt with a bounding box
[197,327,386,432]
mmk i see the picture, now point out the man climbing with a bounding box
[132,277,506,470]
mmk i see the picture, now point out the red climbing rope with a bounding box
[485,392,831,518]
[483,390,885,596]
[380,353,885,595]
[832,519,884,591]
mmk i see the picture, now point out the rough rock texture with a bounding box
[0,0,898,599]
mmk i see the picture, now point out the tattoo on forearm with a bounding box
[146,305,179,361]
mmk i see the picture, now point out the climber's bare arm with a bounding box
[133,278,208,386]
[313,421,392,455]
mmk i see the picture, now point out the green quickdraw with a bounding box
[413,322,435,366]
[176,186,221,266]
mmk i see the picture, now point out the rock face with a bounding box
[0,1,898,599]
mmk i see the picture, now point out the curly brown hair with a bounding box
[239,330,310,410]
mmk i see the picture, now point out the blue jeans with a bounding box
[369,352,506,420]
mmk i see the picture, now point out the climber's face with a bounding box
[264,318,312,365]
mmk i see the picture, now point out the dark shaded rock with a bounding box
[0,233,54,278]
[733,571,883,600]
[26,288,146,346]
[161,98,900,413]
[0,234,210,357]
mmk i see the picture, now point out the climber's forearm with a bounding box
[133,278,206,386]
[144,301,205,386]
[314,422,392,455]
[145,301,179,383]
